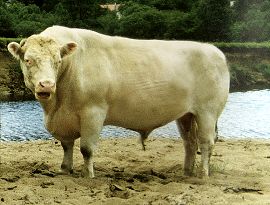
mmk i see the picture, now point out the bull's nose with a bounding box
[39,80,55,88]
[36,80,56,100]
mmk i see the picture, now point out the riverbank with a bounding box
[0,50,33,101]
[1,137,270,204]
[0,47,270,101]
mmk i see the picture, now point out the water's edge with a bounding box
[1,90,269,141]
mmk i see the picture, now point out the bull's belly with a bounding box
[105,102,190,131]
[106,76,192,130]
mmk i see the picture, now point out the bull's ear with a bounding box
[7,42,22,60]
[60,42,77,58]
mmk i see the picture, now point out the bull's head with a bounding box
[7,35,77,101]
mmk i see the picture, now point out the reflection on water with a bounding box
[0,90,269,141]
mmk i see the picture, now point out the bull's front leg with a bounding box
[59,140,74,174]
[80,106,107,178]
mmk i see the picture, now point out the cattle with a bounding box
[7,26,230,178]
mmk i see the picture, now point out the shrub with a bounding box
[229,64,254,90]
[255,63,270,79]
[0,37,21,49]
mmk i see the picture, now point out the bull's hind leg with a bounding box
[196,113,217,177]
[176,113,198,176]
[59,140,74,174]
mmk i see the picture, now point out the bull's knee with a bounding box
[80,146,94,178]
[81,146,92,159]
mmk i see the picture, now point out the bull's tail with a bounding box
[139,130,152,151]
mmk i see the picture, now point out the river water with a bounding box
[0,90,269,141]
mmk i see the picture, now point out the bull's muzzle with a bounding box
[35,80,56,100]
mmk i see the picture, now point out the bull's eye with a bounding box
[24,58,33,66]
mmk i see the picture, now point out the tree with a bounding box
[233,0,249,20]
[0,0,14,37]
[61,0,105,29]
[231,1,270,41]
[194,0,232,41]
[7,2,60,37]
[41,0,60,11]
[50,3,72,26]
[163,11,198,40]
[117,2,165,39]
[149,0,198,11]
[98,11,120,35]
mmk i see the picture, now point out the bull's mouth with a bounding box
[36,92,51,100]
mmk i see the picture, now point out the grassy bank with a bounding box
[207,42,270,91]
[214,42,270,49]
[210,42,269,91]
[0,38,21,50]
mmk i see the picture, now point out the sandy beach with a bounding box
[1,137,270,205]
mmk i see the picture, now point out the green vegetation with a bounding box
[214,42,270,49]
[0,0,269,42]
[213,42,270,54]
[0,37,21,49]
[255,63,270,78]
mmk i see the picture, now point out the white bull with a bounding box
[8,26,229,178]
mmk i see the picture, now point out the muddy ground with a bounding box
[1,137,270,205]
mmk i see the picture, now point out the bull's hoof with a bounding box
[81,167,94,178]
[199,174,210,180]
[200,170,210,179]
[57,168,73,175]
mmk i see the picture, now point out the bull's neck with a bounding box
[39,61,76,115]
[38,95,58,116]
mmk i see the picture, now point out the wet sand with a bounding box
[1,137,270,204]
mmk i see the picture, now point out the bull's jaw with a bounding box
[35,92,52,100]
[35,89,57,101]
